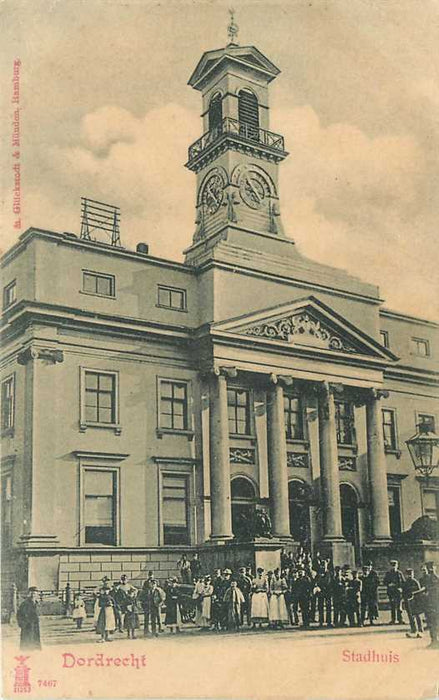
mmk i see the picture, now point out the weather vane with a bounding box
[227,7,239,45]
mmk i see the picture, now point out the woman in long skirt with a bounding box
[250,567,269,629]
[96,588,116,642]
[200,576,213,629]
[192,577,204,626]
[268,569,289,628]
[124,589,139,639]
[165,579,182,633]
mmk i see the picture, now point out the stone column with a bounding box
[318,382,343,539]
[209,369,233,540]
[266,377,290,538]
[366,389,391,542]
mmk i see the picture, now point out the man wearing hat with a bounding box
[17,587,41,650]
[422,561,439,648]
[383,560,405,624]
[237,566,252,626]
[402,568,424,638]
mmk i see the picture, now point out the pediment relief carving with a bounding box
[241,311,358,353]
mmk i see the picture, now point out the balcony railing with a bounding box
[188,117,285,162]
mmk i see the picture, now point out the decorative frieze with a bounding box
[229,447,256,464]
[243,312,357,353]
[287,452,309,469]
[339,456,357,471]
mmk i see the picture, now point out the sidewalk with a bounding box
[3,615,416,648]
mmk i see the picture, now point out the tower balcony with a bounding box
[186,117,288,172]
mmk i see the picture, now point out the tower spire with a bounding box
[227,7,239,46]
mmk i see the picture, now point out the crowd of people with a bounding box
[15,550,439,650]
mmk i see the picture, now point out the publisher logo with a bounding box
[13,656,31,694]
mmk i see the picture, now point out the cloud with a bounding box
[3,100,437,319]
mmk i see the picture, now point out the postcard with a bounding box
[1,0,438,698]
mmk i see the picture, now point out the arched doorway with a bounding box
[340,483,360,562]
[208,92,223,133]
[231,476,257,540]
[288,479,311,545]
[238,88,259,140]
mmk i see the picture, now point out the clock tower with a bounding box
[184,22,295,266]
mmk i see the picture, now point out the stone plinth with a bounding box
[318,539,355,569]
[201,538,290,573]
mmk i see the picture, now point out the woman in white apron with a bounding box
[250,567,269,628]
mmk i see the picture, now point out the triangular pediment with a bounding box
[210,296,397,362]
[188,45,280,89]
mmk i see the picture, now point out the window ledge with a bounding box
[79,291,116,300]
[156,427,194,441]
[384,447,402,459]
[286,438,309,448]
[156,304,188,313]
[229,433,256,444]
[337,443,358,453]
[79,422,122,436]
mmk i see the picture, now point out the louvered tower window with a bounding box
[238,89,259,141]
[208,92,223,133]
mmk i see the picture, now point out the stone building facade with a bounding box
[1,40,438,591]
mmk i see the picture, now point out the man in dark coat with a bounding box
[314,560,333,627]
[402,568,424,638]
[236,566,252,626]
[138,579,165,637]
[422,561,439,649]
[383,560,405,624]
[17,587,41,650]
[360,563,380,625]
[296,569,312,628]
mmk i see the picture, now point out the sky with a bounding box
[2,0,438,319]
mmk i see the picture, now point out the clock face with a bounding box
[202,172,225,215]
[239,170,269,209]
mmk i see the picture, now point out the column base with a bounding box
[368,537,393,547]
[208,535,234,545]
[318,538,355,568]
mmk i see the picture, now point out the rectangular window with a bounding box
[157,285,186,311]
[387,486,402,537]
[380,330,389,348]
[159,380,188,431]
[227,388,251,436]
[382,408,398,451]
[284,394,304,440]
[418,413,436,432]
[84,371,116,424]
[1,474,12,547]
[3,281,16,309]
[423,490,439,522]
[1,375,15,432]
[162,474,189,545]
[84,469,116,545]
[410,337,430,357]
[82,271,115,297]
[335,401,355,445]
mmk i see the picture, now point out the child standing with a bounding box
[124,589,139,639]
[72,592,87,630]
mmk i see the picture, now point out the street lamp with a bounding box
[406,423,439,517]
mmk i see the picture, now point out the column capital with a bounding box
[17,346,64,365]
[201,366,238,381]
[214,365,238,379]
[269,373,293,387]
[368,387,390,402]
[316,380,344,399]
